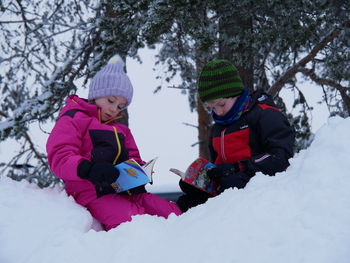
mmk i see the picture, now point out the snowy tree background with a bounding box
[0,0,349,188]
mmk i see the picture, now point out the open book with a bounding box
[170,157,218,196]
[111,157,157,193]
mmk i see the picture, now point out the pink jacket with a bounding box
[46,95,144,206]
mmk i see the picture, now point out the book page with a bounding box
[169,168,185,179]
[142,157,158,182]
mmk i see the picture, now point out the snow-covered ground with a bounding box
[1,116,350,263]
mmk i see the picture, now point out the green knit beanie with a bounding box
[198,59,244,102]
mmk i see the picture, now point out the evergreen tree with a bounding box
[1,0,349,186]
[0,0,100,186]
[0,0,143,186]
[132,0,350,154]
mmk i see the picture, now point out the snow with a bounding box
[1,116,350,263]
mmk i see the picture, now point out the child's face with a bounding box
[95,96,127,121]
[206,97,237,116]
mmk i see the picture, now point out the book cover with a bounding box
[111,158,157,193]
[170,157,218,196]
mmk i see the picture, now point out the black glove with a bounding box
[78,160,120,197]
[176,180,212,212]
[207,163,236,180]
[240,158,259,177]
[207,163,251,193]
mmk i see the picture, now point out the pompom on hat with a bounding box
[197,59,244,102]
[88,54,133,106]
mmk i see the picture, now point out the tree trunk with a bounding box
[197,97,212,159]
[195,54,212,159]
[194,3,214,160]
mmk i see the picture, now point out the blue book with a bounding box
[111,158,157,193]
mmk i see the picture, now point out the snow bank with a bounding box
[1,117,350,263]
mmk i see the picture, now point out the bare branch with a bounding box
[182,122,198,129]
[0,108,49,170]
[298,67,350,92]
[0,111,7,118]
[298,66,350,115]
[268,20,350,96]
[68,29,101,82]
[22,133,49,171]
[167,85,190,90]
[0,19,36,24]
[15,0,30,46]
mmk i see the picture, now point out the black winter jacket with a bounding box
[208,90,295,176]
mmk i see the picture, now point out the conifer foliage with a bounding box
[0,0,349,186]
[0,0,101,186]
[135,0,350,153]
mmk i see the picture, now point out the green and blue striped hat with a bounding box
[198,59,244,102]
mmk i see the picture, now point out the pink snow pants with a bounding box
[86,193,182,231]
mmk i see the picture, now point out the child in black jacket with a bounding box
[176,59,295,212]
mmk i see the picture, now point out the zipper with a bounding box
[103,114,123,125]
[221,128,227,162]
[112,126,121,165]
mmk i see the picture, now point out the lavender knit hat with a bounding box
[88,54,133,106]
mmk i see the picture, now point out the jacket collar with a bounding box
[61,95,122,124]
[212,88,251,125]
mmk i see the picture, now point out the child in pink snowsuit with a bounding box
[46,55,181,230]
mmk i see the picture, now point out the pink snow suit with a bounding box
[46,95,181,230]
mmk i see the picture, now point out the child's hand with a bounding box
[206,163,236,180]
[207,163,251,193]
[88,162,120,184]
[78,160,119,197]
[176,180,211,212]
[216,171,251,192]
